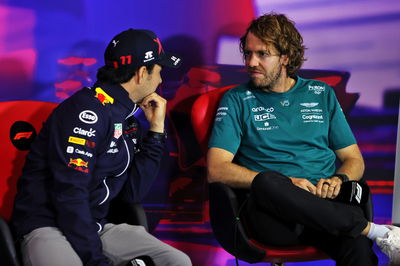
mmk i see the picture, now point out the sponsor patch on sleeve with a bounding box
[95,87,114,105]
[113,123,122,139]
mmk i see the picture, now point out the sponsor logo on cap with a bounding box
[144,51,155,62]
[111,39,119,47]
[171,56,181,66]
[79,110,98,124]
[95,87,114,105]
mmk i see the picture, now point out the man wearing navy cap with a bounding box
[12,29,191,266]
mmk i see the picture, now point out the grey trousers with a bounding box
[21,224,192,266]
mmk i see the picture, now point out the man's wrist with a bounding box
[332,173,349,183]
[147,130,167,141]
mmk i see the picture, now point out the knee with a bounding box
[162,249,192,266]
[252,171,288,194]
[166,250,192,266]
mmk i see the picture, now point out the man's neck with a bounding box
[268,76,296,93]
[121,79,139,103]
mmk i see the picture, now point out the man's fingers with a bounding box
[290,177,317,194]
[141,93,166,107]
[316,179,330,198]
[331,185,341,198]
[307,183,316,194]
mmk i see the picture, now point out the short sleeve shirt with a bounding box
[208,76,356,184]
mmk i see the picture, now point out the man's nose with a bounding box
[246,54,259,68]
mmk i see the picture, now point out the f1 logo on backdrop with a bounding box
[10,121,37,151]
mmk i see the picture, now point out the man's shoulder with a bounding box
[60,87,111,110]
[222,83,255,99]
[297,76,333,90]
[54,87,113,124]
[225,83,251,93]
[295,76,335,97]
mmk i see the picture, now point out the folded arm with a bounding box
[207,147,259,189]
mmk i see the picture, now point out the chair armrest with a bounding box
[107,199,149,232]
[0,216,21,266]
[209,182,265,263]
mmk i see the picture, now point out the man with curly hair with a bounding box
[207,13,400,265]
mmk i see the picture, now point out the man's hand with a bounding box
[139,93,166,133]
[289,177,317,194]
[316,176,342,199]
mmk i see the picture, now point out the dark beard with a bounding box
[248,79,272,92]
[248,64,282,92]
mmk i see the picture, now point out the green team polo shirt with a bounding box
[208,76,356,184]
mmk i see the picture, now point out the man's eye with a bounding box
[258,51,270,57]
[243,51,251,57]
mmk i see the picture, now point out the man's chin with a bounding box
[249,79,269,90]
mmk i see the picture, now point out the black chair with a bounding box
[190,80,372,265]
[208,182,373,265]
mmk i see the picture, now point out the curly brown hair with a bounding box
[240,12,307,77]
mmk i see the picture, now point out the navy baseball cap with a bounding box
[104,29,182,69]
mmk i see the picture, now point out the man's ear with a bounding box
[136,66,147,84]
[280,54,289,66]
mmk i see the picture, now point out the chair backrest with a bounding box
[190,85,236,154]
[0,101,58,221]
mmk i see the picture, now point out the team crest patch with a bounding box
[95,87,114,105]
[114,123,122,139]
[68,158,89,173]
